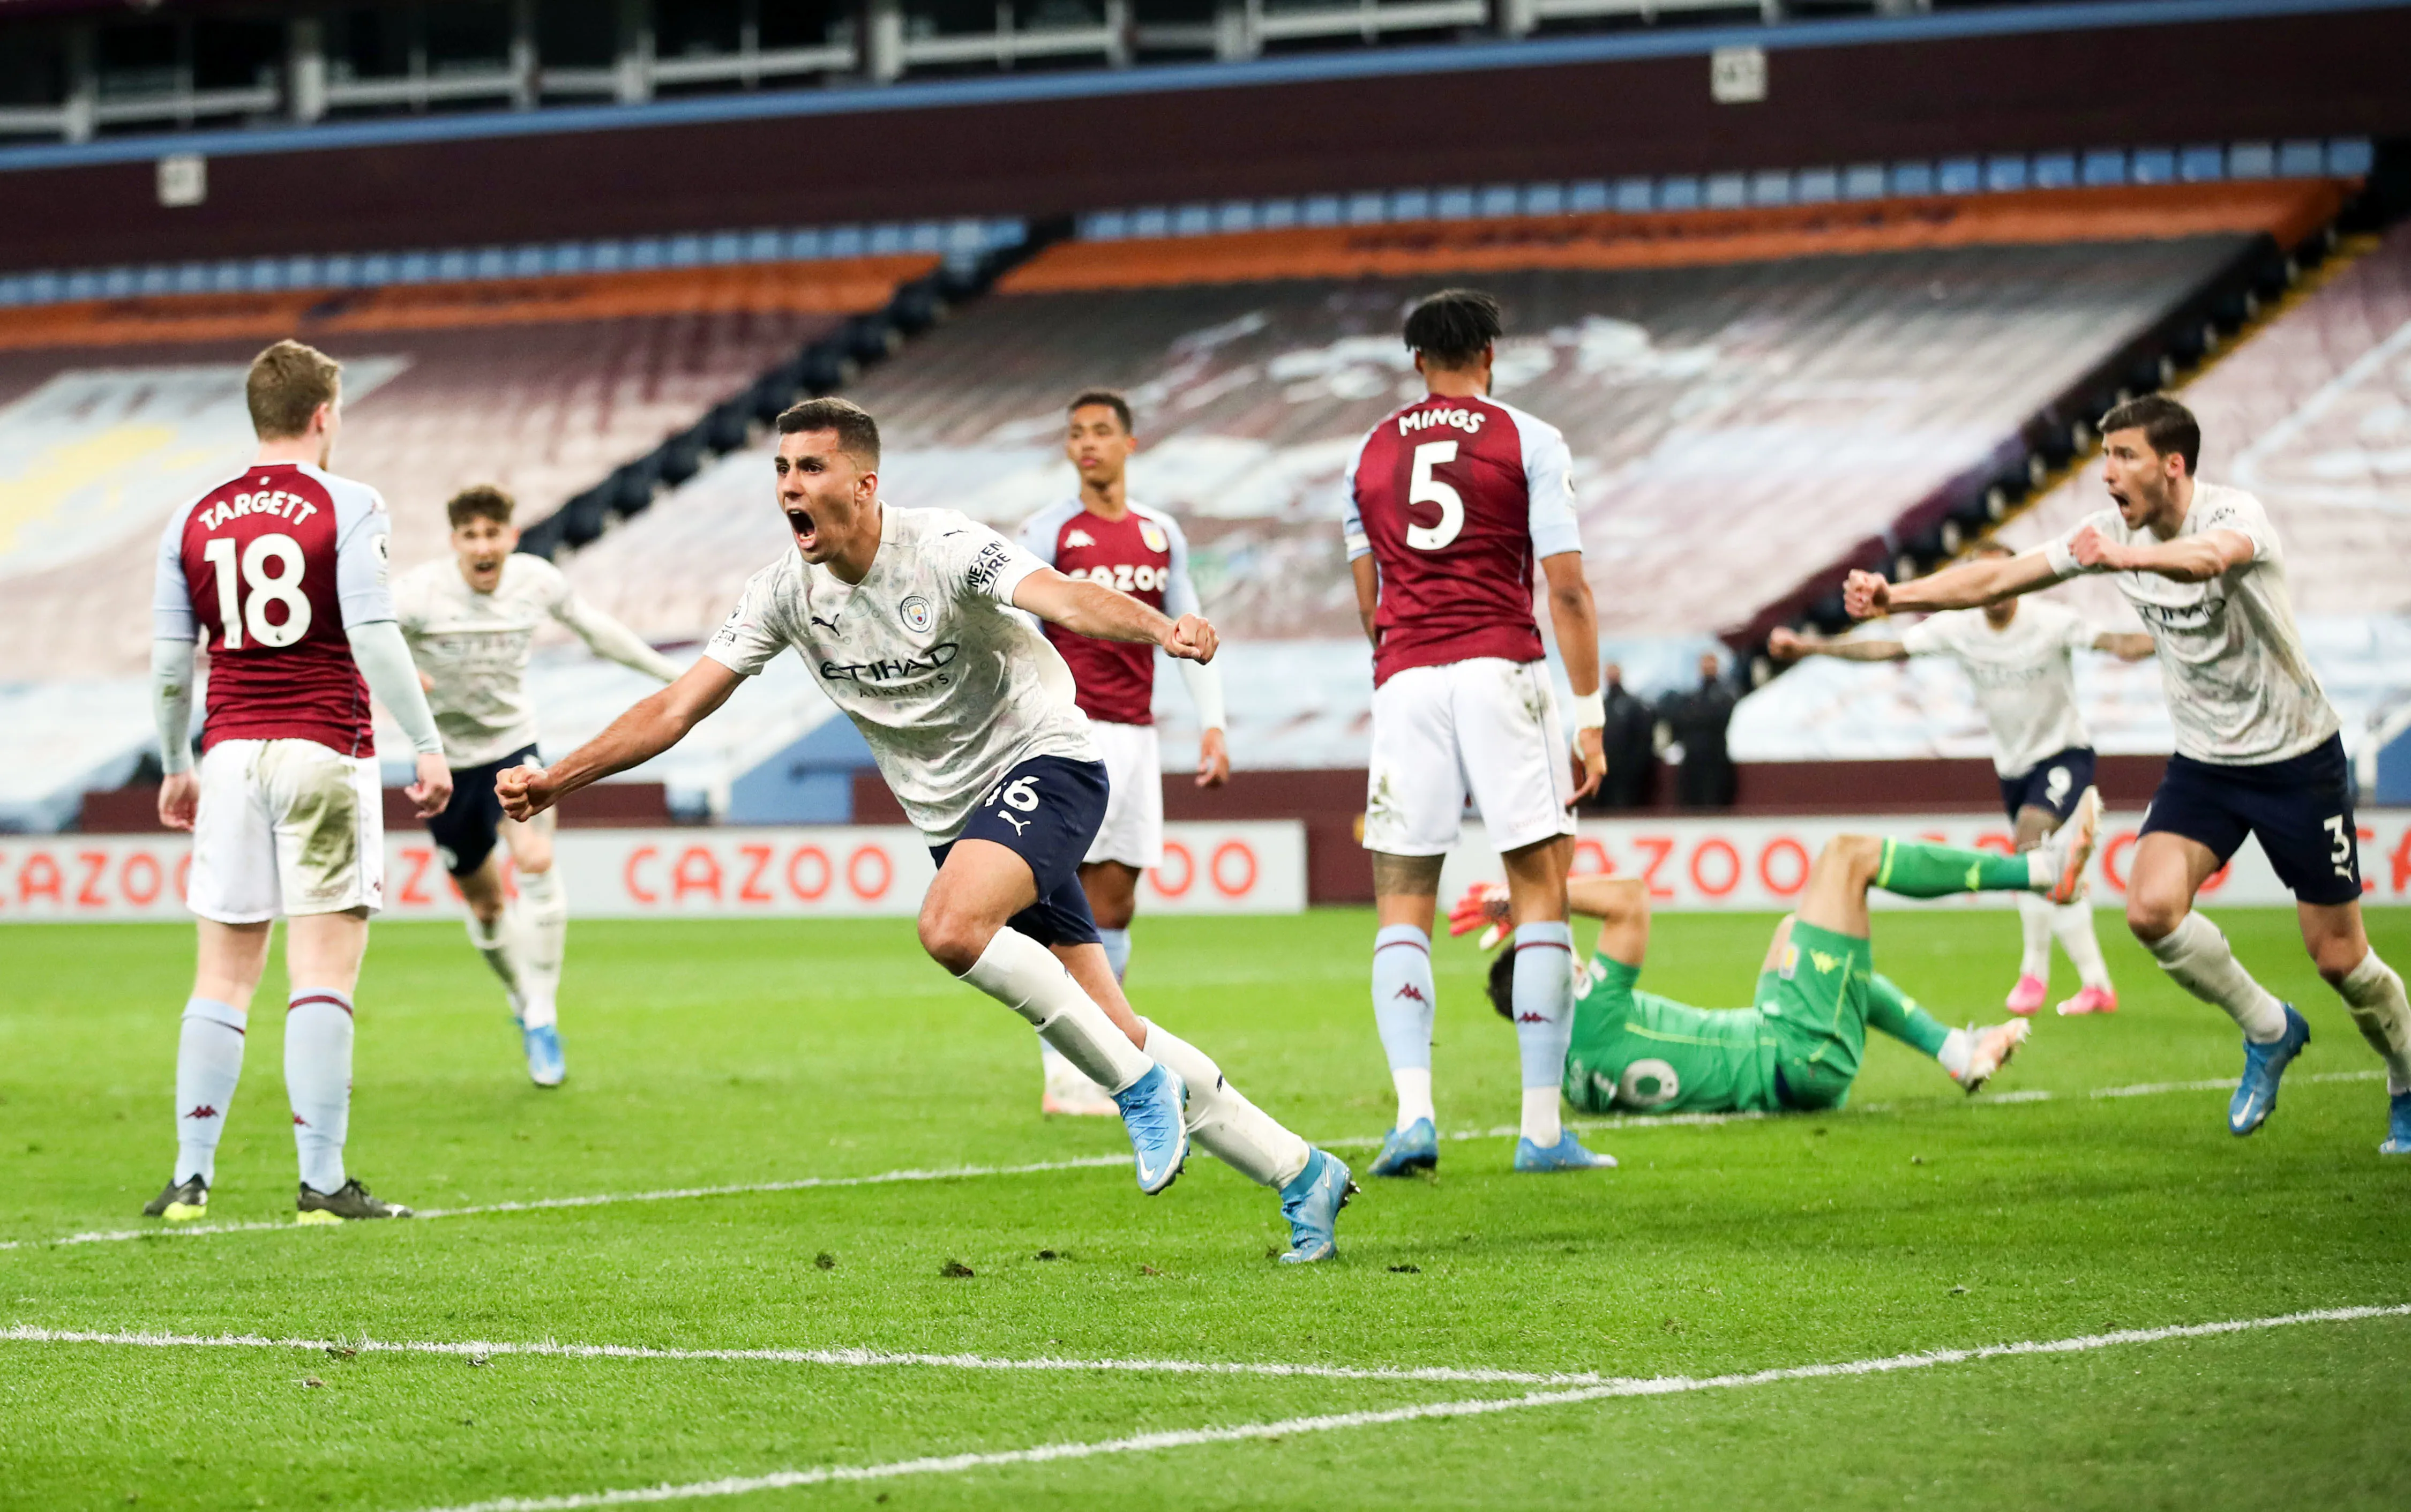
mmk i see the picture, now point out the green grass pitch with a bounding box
[3,905,2408,1510]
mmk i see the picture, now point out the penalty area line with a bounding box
[403,1304,2411,1511]
[3,1068,2384,1254]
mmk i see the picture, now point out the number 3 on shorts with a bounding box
[2324,814,2353,880]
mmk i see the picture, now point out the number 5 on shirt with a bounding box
[1407,441,1463,551]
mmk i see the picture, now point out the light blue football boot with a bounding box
[2228,1004,2309,1136]
[1277,1149,1356,1264]
[1112,1064,1189,1195]
[1369,1117,1439,1178]
[523,1023,566,1088]
[1513,1132,1617,1172]
[2380,1091,2411,1156]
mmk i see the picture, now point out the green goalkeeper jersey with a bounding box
[1561,954,1783,1116]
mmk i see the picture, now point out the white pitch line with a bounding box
[0,1324,1607,1387]
[406,1304,2411,1512]
[2,1068,2385,1255]
[0,1156,1130,1253]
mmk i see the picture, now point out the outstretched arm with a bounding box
[1844,549,2058,619]
[2068,525,2252,583]
[498,657,744,820]
[557,592,682,683]
[1767,627,1909,663]
[1010,566,1217,663]
[2093,631,2156,662]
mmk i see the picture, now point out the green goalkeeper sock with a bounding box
[1864,971,1952,1059]
[1875,839,2033,899]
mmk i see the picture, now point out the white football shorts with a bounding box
[1084,719,1165,869]
[1364,657,1576,857]
[188,738,385,923]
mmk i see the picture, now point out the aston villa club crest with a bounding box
[1139,522,1169,553]
[899,595,933,633]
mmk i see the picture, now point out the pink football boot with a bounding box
[2057,985,2118,1016]
[2006,974,2048,1016]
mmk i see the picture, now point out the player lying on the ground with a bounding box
[145,339,451,1225]
[1771,548,2152,1019]
[497,397,1354,1262]
[1844,394,2411,1154]
[1451,816,2103,1117]
[1015,387,1229,1117]
[395,484,682,1088]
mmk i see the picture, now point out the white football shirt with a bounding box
[396,552,681,767]
[703,505,1099,841]
[2042,481,2337,765]
[1899,600,2097,778]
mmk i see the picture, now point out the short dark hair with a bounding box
[776,396,881,468]
[1403,288,1503,369]
[1486,948,1517,1022]
[2098,393,2201,476]
[446,485,514,529]
[246,338,341,440]
[1067,388,1133,435]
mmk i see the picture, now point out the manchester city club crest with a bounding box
[1139,522,1169,553]
[899,594,933,632]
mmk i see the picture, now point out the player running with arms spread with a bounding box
[145,340,451,1225]
[498,398,1354,1261]
[1772,541,2153,1018]
[1845,394,2411,1152]
[1347,288,1611,1177]
[1447,818,2097,1116]
[395,484,682,1087]
[1015,388,1229,1116]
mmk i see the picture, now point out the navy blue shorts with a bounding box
[2141,734,2362,907]
[426,742,538,879]
[1999,746,2097,825]
[929,755,1108,948]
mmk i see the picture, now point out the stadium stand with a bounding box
[555,179,2346,796]
[0,252,955,827]
[1736,216,2411,772]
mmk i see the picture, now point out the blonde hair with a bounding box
[245,339,342,440]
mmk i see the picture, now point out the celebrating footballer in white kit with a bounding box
[1772,540,2154,1018]
[1345,289,1611,1179]
[1846,394,2411,1154]
[495,398,1356,1261]
[394,484,681,1088]
[1015,387,1230,1117]
[144,340,451,1227]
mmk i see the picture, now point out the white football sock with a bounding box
[1371,924,1436,1128]
[1098,927,1132,982]
[1141,1022,1312,1188]
[2336,949,2411,1096]
[516,866,567,1031]
[1936,1028,1973,1079]
[961,927,1150,1094]
[2015,892,2053,980]
[1521,1086,1563,1148]
[285,990,354,1194]
[1039,1040,1111,1101]
[466,908,525,1005]
[1511,923,1576,1144]
[173,997,245,1186]
[2147,912,2286,1043]
[2053,895,2113,990]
